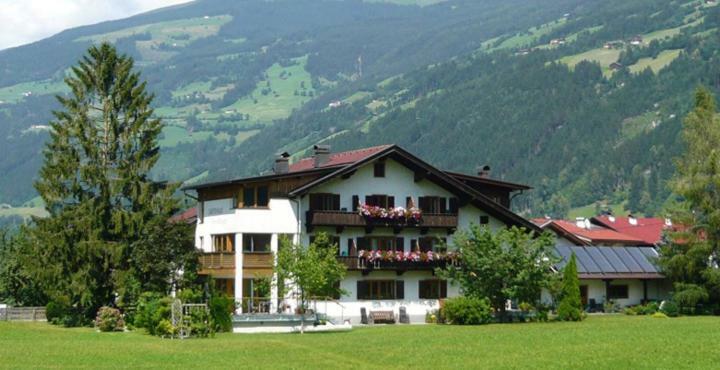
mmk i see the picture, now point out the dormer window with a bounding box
[374,162,385,177]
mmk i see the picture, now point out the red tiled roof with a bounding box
[592,216,670,245]
[547,219,647,245]
[288,145,391,172]
[170,207,197,224]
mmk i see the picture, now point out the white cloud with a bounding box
[0,0,191,50]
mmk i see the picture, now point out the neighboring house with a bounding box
[535,217,671,308]
[183,144,538,323]
[533,217,651,246]
[630,35,643,46]
[609,62,623,71]
[544,245,670,308]
[590,215,673,246]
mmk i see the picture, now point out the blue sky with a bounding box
[0,0,191,50]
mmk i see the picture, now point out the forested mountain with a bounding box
[1,0,719,225]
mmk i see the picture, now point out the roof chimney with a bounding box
[313,144,331,168]
[274,152,290,174]
[628,214,638,226]
[576,217,586,229]
[477,165,491,178]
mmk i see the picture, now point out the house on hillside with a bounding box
[183,144,537,323]
[609,62,623,71]
[630,35,643,46]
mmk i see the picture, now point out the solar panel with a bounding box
[626,247,658,273]
[554,245,572,270]
[584,246,616,273]
[612,247,643,272]
[598,247,630,273]
[572,246,602,273]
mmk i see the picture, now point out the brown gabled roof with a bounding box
[288,145,541,232]
[288,145,391,172]
[444,171,531,191]
[535,219,649,246]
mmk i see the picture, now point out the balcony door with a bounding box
[212,234,235,253]
[309,193,340,211]
[357,236,404,252]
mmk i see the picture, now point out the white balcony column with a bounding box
[270,233,279,313]
[234,233,243,314]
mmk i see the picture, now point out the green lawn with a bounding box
[2,316,720,368]
[559,48,621,77]
[629,49,682,74]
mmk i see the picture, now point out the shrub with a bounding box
[660,300,679,317]
[624,306,638,316]
[208,294,234,333]
[46,300,68,324]
[95,306,124,332]
[188,308,213,338]
[134,293,172,335]
[557,253,583,321]
[442,297,493,325]
[652,312,669,319]
[155,319,175,337]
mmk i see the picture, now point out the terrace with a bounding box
[306,210,458,233]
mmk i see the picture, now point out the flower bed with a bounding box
[358,204,422,223]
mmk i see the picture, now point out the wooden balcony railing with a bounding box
[336,256,452,272]
[243,252,273,268]
[307,211,458,230]
[199,252,235,273]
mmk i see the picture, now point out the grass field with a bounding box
[0,80,68,104]
[568,201,628,219]
[0,206,48,219]
[1,316,720,369]
[77,15,232,63]
[629,49,682,74]
[222,55,315,123]
[559,48,621,77]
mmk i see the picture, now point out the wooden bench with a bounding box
[369,310,395,324]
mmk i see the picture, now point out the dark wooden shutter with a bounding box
[332,194,340,211]
[357,281,368,300]
[395,280,404,300]
[449,197,459,214]
[357,237,368,251]
[309,194,319,211]
[406,197,412,208]
[411,239,418,252]
[440,280,448,298]
[388,196,395,208]
[352,195,359,210]
[418,197,428,211]
[395,237,404,252]
[348,238,356,256]
[365,195,372,206]
[439,198,447,214]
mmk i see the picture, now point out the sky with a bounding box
[0,0,192,50]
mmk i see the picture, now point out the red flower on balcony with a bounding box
[358,204,422,223]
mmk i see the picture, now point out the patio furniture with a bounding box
[360,307,368,324]
[399,306,410,324]
[369,310,396,324]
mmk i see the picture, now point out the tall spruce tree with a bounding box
[557,253,583,321]
[661,87,720,308]
[28,43,190,322]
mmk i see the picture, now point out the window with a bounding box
[365,194,393,208]
[215,278,235,297]
[608,285,629,299]
[374,162,385,177]
[419,280,447,299]
[418,196,447,214]
[212,234,235,252]
[243,234,271,253]
[479,216,490,225]
[309,193,340,211]
[417,237,447,253]
[357,280,404,300]
[357,237,404,252]
[242,185,269,208]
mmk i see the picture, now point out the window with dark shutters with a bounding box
[365,195,389,207]
[347,238,356,256]
[357,281,369,300]
[395,237,404,253]
[395,281,404,300]
[352,195,359,210]
[309,193,341,211]
[418,196,447,213]
[419,280,448,299]
[356,237,368,251]
[388,196,395,208]
[449,197,459,214]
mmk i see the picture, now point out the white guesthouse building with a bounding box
[185,144,538,323]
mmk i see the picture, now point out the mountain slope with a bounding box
[1,0,719,225]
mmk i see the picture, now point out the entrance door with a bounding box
[579,285,588,307]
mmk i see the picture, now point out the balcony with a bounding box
[307,211,458,232]
[336,256,453,275]
[243,252,273,268]
[199,252,235,275]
